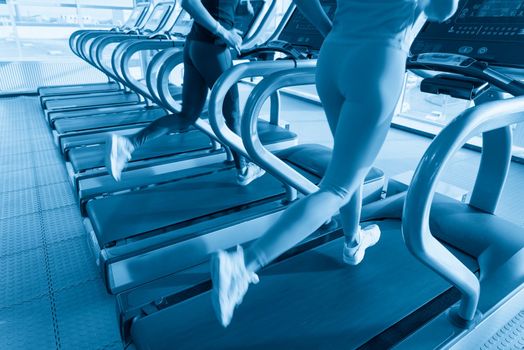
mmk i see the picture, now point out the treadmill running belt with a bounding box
[48,104,147,122]
[69,131,213,173]
[45,93,139,111]
[87,168,293,246]
[53,108,166,134]
[38,81,120,97]
[128,221,454,350]
[68,121,297,173]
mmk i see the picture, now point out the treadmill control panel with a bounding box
[413,53,476,67]
[411,0,524,68]
[142,4,172,33]
[170,10,193,36]
[278,0,337,52]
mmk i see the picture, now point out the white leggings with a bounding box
[244,39,408,272]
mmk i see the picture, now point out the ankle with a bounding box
[126,134,138,150]
[243,248,261,273]
[345,227,361,247]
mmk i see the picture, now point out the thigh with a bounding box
[190,41,233,88]
[320,44,407,196]
[181,41,209,119]
[316,41,345,135]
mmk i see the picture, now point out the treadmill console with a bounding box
[123,5,146,29]
[411,0,524,68]
[278,0,337,52]
[170,10,193,36]
[142,3,172,33]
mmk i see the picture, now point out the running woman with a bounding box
[211,0,459,327]
[107,0,265,186]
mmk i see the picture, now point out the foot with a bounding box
[106,134,135,181]
[211,246,259,327]
[343,224,381,265]
[236,163,265,186]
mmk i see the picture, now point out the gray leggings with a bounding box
[130,39,247,170]
[244,39,408,272]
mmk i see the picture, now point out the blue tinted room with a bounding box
[1,0,523,349]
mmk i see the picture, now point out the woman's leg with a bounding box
[189,41,247,171]
[211,43,408,327]
[106,41,210,180]
[314,51,363,248]
[130,41,209,148]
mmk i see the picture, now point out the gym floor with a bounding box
[1,93,523,349]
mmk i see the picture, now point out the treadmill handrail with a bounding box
[241,67,319,194]
[75,7,152,63]
[147,47,184,106]
[208,59,316,159]
[90,34,144,84]
[74,1,175,60]
[155,49,185,113]
[266,3,297,43]
[115,39,180,103]
[68,4,149,58]
[79,2,175,65]
[402,94,524,324]
[240,0,277,50]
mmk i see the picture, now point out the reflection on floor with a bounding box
[1,95,523,349]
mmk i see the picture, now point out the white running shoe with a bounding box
[343,224,381,265]
[236,163,265,186]
[106,134,135,181]
[211,246,259,327]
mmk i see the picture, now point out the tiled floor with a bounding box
[0,96,122,350]
[1,94,523,349]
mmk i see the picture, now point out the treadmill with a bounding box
[51,0,272,153]
[42,7,195,132]
[36,3,151,99]
[59,1,281,194]
[65,3,314,200]
[40,2,177,117]
[47,9,195,141]
[114,1,524,348]
[81,0,385,295]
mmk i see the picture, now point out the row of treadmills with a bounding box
[36,0,524,349]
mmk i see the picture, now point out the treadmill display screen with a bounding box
[235,0,266,37]
[123,5,145,28]
[278,0,337,51]
[411,0,524,68]
[170,10,193,36]
[143,4,170,32]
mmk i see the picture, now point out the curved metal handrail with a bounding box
[403,95,524,323]
[208,59,315,159]
[266,3,296,43]
[146,47,183,105]
[91,34,143,84]
[241,0,277,49]
[115,39,179,102]
[155,49,185,113]
[241,66,318,195]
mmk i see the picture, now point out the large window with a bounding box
[398,71,524,159]
[0,0,134,60]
